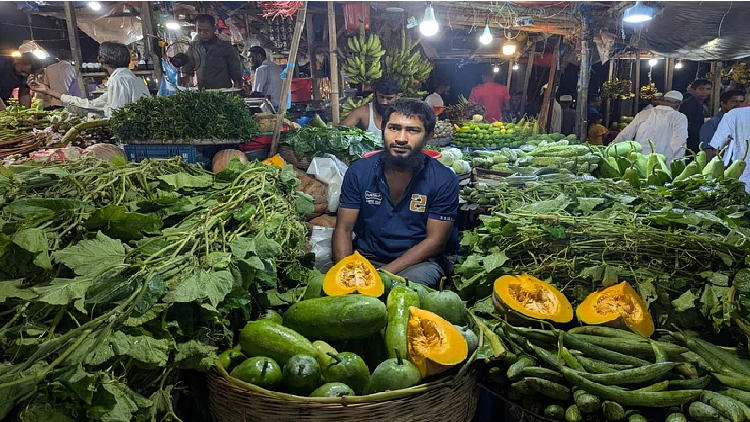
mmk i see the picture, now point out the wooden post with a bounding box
[633,50,641,116]
[269,4,308,156]
[539,36,562,133]
[328,1,340,125]
[521,52,534,114]
[710,62,722,116]
[665,58,674,92]
[506,59,514,88]
[576,8,591,142]
[63,2,87,98]
[140,2,163,82]
[305,12,322,100]
[604,58,615,127]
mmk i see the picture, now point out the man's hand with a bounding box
[332,208,359,263]
[28,78,50,95]
[380,218,453,275]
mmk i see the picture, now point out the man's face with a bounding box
[13,62,32,77]
[196,21,215,42]
[721,95,745,113]
[511,94,522,105]
[382,112,430,170]
[691,84,711,101]
[374,92,400,116]
[249,52,263,68]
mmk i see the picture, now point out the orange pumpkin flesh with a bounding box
[322,251,384,297]
[576,281,655,337]
[262,154,285,168]
[492,275,573,323]
[406,307,468,377]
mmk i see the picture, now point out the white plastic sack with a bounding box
[307,155,348,212]
[310,226,334,272]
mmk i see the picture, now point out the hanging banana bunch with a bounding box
[383,29,433,98]
[341,93,374,118]
[343,23,385,84]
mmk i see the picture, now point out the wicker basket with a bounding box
[207,361,479,422]
[481,385,556,422]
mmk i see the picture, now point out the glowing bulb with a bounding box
[622,1,654,23]
[419,6,439,37]
[493,65,499,73]
[33,50,48,59]
[11,51,21,58]
[648,58,658,67]
[165,20,180,30]
[479,25,492,45]
[502,42,516,56]
[675,61,683,69]
[513,63,519,70]
[88,2,102,11]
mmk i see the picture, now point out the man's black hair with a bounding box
[691,78,712,90]
[373,77,401,95]
[720,90,745,103]
[381,98,436,135]
[98,41,131,69]
[195,14,216,26]
[248,46,267,59]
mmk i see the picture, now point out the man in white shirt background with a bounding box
[611,90,688,163]
[38,50,80,110]
[30,41,150,118]
[708,107,750,192]
[248,46,282,106]
[424,85,449,108]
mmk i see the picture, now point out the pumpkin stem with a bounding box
[261,358,268,377]
[394,348,403,366]
[326,352,341,364]
[439,276,445,291]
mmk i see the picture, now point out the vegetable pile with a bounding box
[469,140,598,176]
[433,120,455,139]
[437,148,472,175]
[452,118,539,149]
[109,91,259,142]
[282,122,381,161]
[0,156,314,421]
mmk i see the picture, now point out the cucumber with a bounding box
[507,355,536,381]
[560,346,586,372]
[521,377,572,401]
[526,342,560,369]
[702,391,746,422]
[282,295,387,341]
[544,404,566,421]
[565,404,583,422]
[668,375,711,390]
[602,400,626,421]
[384,285,420,359]
[665,413,688,422]
[518,366,565,384]
[239,320,317,366]
[576,356,633,374]
[690,401,722,422]
[574,392,601,413]
[674,362,699,378]
[561,366,703,407]
[576,362,676,385]
[650,339,669,363]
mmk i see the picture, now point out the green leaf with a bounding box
[125,303,169,327]
[12,228,48,253]
[7,198,84,214]
[0,279,36,302]
[672,290,699,312]
[174,340,217,371]
[157,173,213,189]
[700,284,728,317]
[52,231,126,276]
[577,197,606,214]
[470,296,496,315]
[700,271,730,287]
[294,191,315,214]
[84,204,162,241]
[108,331,172,366]
[19,403,76,422]
[88,378,151,422]
[33,277,92,305]
[254,233,282,259]
[0,361,47,420]
[164,270,234,307]
[148,386,174,422]
[602,265,621,287]
[735,269,750,294]
[517,193,570,213]
[638,279,658,304]
[59,365,97,404]
[255,289,298,308]
[483,251,508,272]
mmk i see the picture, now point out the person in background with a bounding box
[38,49,79,109]
[424,85,449,108]
[679,78,712,154]
[700,90,744,151]
[29,41,149,118]
[247,46,282,105]
[333,99,458,288]
[182,14,242,89]
[559,94,576,135]
[550,97,562,134]
[612,90,688,163]
[342,77,401,139]
[642,92,663,112]
[708,106,750,192]
[506,91,523,122]
[469,70,510,123]
[0,52,38,111]
[587,114,607,146]
[588,96,602,116]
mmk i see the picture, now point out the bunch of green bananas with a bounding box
[343,23,385,84]
[383,29,432,98]
[341,93,374,118]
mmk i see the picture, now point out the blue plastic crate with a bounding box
[124,144,212,167]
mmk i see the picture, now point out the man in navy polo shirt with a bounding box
[332,99,459,287]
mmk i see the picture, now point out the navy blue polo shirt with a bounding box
[339,152,459,263]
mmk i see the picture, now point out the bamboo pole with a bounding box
[521,52,535,114]
[269,4,308,157]
[633,50,641,116]
[604,58,615,127]
[576,9,592,141]
[140,2,163,82]
[506,59,514,88]
[328,1,340,125]
[665,58,674,92]
[539,36,562,133]
[305,12,321,100]
[710,62,722,116]
[63,2,87,98]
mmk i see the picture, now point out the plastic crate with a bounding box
[124,144,212,167]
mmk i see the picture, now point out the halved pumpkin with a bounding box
[407,307,468,377]
[492,274,573,323]
[322,251,384,297]
[576,281,655,337]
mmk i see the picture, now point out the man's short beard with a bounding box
[374,101,389,116]
[382,144,425,170]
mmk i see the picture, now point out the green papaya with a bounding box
[230,356,282,389]
[323,352,371,395]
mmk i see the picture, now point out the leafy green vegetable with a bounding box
[282,125,382,160]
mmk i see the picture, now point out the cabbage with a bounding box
[438,155,455,166]
[452,159,471,174]
[441,148,463,160]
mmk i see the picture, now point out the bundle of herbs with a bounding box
[109,91,259,142]
[282,124,382,160]
[0,156,315,421]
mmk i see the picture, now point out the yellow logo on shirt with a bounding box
[409,194,427,212]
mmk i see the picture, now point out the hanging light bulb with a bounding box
[675,61,683,69]
[11,51,21,58]
[493,65,500,73]
[32,49,48,59]
[502,41,516,56]
[165,20,181,30]
[419,5,439,37]
[479,21,492,45]
[88,1,102,11]
[513,63,519,70]
[623,1,654,23]
[648,58,658,67]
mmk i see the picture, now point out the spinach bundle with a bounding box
[109,91,259,142]
[0,157,314,421]
[282,125,382,160]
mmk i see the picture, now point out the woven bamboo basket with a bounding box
[207,359,479,422]
[481,385,555,422]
